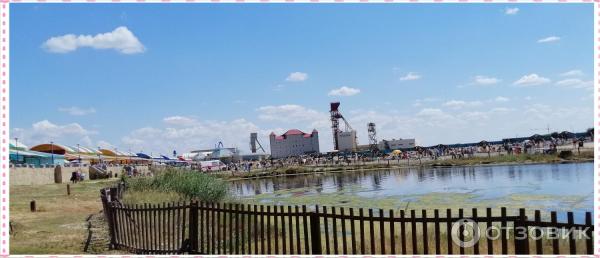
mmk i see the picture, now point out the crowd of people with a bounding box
[114,134,592,176]
[69,168,85,183]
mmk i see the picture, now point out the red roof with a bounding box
[272,129,317,140]
[284,129,305,135]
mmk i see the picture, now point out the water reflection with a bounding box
[231,163,593,211]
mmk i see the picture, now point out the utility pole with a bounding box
[14,138,19,163]
[50,141,54,165]
[77,144,81,164]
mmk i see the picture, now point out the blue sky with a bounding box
[10,3,593,155]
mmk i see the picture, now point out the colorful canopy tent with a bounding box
[10,144,64,166]
[149,155,187,165]
[99,149,150,164]
[30,143,75,155]
[30,143,110,164]
[10,142,28,151]
[136,153,152,159]
[74,146,102,155]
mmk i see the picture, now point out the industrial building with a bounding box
[269,129,320,158]
[379,138,416,150]
[338,130,358,152]
[190,142,240,163]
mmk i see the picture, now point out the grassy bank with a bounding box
[10,169,229,254]
[9,179,120,254]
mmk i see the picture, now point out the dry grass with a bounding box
[9,179,123,254]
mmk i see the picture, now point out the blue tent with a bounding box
[10,148,65,166]
[136,153,152,159]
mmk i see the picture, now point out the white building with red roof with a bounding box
[269,129,320,158]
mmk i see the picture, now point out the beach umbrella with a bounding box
[550,132,560,139]
[478,140,489,147]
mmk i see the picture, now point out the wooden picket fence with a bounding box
[100,187,594,255]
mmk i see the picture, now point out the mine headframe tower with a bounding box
[330,102,353,151]
[250,132,266,153]
[368,122,379,153]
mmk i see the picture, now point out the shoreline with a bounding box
[223,155,593,182]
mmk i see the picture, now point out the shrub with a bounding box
[124,168,228,203]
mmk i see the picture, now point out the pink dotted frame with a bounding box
[1,0,8,255]
[0,0,597,256]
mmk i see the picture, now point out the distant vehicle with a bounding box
[200,160,226,171]
[178,152,199,162]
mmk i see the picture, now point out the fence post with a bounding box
[189,200,199,254]
[514,208,529,254]
[107,202,117,249]
[309,207,322,254]
[109,187,118,202]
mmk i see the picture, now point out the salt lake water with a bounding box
[231,162,593,221]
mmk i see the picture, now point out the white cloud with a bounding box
[163,116,199,126]
[415,108,456,127]
[257,104,328,123]
[399,72,421,81]
[42,26,145,54]
[122,118,260,155]
[555,78,593,90]
[559,70,584,77]
[495,96,510,102]
[537,36,560,43]
[472,75,500,86]
[58,106,96,116]
[505,7,519,15]
[328,86,361,96]
[513,74,551,86]
[458,111,490,122]
[285,72,308,82]
[32,120,95,137]
[489,107,514,113]
[442,100,483,109]
[11,120,97,147]
[413,97,439,107]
